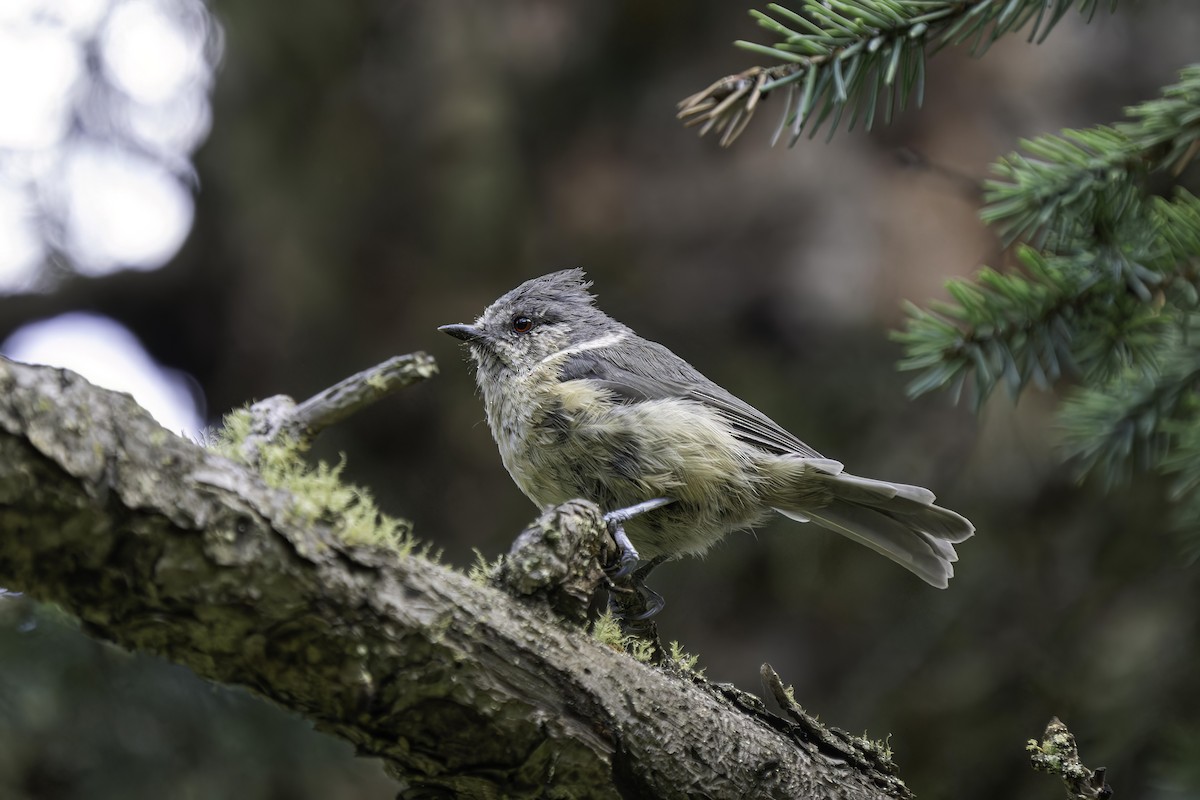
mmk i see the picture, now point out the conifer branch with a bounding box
[1059,335,1200,489]
[896,192,1200,413]
[678,0,1119,146]
[894,249,1163,411]
[1161,418,1200,559]
[984,66,1200,247]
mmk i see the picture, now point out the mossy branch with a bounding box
[1028,717,1113,800]
[0,355,912,800]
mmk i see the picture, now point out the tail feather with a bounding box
[814,471,936,506]
[773,469,974,589]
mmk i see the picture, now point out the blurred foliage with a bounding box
[2,1,1200,799]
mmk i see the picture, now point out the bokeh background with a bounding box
[2,2,1199,798]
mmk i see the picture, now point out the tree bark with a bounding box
[0,356,912,800]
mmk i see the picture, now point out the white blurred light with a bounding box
[61,144,194,273]
[0,26,83,149]
[101,0,207,105]
[0,0,217,287]
[0,182,44,291]
[0,1,36,25]
[1,313,203,436]
[126,88,213,153]
[0,0,112,33]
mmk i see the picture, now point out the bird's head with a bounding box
[439,268,622,380]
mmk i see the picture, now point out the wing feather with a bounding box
[558,339,824,459]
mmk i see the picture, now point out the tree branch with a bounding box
[236,352,440,460]
[0,356,912,799]
[1028,717,1113,800]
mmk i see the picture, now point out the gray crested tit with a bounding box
[440,269,973,588]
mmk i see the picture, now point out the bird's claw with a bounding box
[627,583,665,620]
[607,554,671,620]
[601,497,673,578]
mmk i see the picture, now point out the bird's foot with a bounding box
[602,498,673,579]
[608,555,671,620]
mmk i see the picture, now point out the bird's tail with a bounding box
[770,460,974,588]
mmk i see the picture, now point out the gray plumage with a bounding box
[440,269,974,588]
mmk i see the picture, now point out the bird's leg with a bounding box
[602,499,674,627]
[602,497,674,578]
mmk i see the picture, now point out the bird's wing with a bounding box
[558,338,825,459]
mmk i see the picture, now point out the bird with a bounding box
[440,269,973,589]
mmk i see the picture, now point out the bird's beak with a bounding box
[438,323,485,343]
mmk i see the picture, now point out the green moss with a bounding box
[467,549,503,585]
[209,406,254,454]
[1028,737,1064,770]
[667,641,704,676]
[209,407,415,554]
[590,610,656,663]
[862,732,894,764]
[625,636,656,664]
[590,610,624,651]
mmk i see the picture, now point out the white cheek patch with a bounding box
[538,331,627,367]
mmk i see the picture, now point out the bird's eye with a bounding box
[511,315,534,334]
